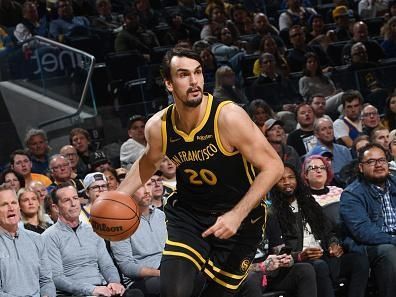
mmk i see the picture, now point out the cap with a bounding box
[89,151,109,167]
[332,6,349,19]
[127,115,146,130]
[307,146,333,158]
[83,172,107,189]
[264,118,284,131]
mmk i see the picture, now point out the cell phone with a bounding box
[279,246,292,255]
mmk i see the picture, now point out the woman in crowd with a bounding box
[382,89,396,131]
[101,167,120,191]
[213,65,248,104]
[381,16,396,58]
[18,189,51,234]
[270,163,369,297]
[389,129,396,173]
[302,155,343,206]
[199,47,218,88]
[0,168,24,193]
[247,99,276,133]
[306,14,326,43]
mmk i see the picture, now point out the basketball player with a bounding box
[118,47,283,297]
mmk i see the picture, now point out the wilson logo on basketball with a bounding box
[92,221,123,232]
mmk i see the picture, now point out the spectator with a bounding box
[161,12,191,46]
[10,150,52,187]
[0,185,56,296]
[229,3,249,35]
[49,0,90,42]
[159,156,176,199]
[110,179,166,296]
[264,118,302,170]
[287,103,317,156]
[271,163,369,297]
[90,0,123,32]
[370,127,391,153]
[100,167,120,191]
[42,184,136,297]
[340,143,396,297]
[361,104,381,136]
[69,127,92,170]
[213,65,248,104]
[381,16,396,58]
[342,21,385,64]
[287,25,329,72]
[199,47,218,86]
[150,171,164,209]
[0,168,24,193]
[120,115,146,169]
[278,0,317,31]
[306,14,326,43]
[13,1,48,43]
[302,155,343,206]
[80,172,108,223]
[247,99,276,132]
[48,154,84,194]
[90,151,112,172]
[133,0,163,29]
[358,0,388,18]
[333,90,363,147]
[382,90,396,131]
[307,94,327,119]
[249,13,281,53]
[27,180,48,204]
[18,188,51,234]
[60,144,87,179]
[332,6,353,41]
[200,4,238,42]
[24,128,50,175]
[389,129,396,173]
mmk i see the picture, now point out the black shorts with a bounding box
[162,197,265,292]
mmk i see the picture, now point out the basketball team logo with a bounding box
[240,259,251,273]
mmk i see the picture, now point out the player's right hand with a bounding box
[93,286,112,296]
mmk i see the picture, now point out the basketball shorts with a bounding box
[162,197,265,292]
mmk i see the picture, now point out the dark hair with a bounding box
[302,155,334,186]
[302,52,324,77]
[247,99,275,120]
[69,128,91,144]
[100,167,120,183]
[384,89,396,130]
[341,90,363,107]
[10,149,31,165]
[295,102,312,117]
[357,143,387,163]
[352,134,369,153]
[308,93,326,104]
[370,126,389,143]
[50,182,76,205]
[161,47,203,81]
[270,163,331,245]
[0,169,25,188]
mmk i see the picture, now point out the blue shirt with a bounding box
[49,16,90,40]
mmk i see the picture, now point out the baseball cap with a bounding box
[307,146,333,158]
[264,119,284,131]
[83,172,107,189]
[89,151,109,167]
[127,115,146,130]
[332,6,349,19]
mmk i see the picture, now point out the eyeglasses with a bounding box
[89,184,109,191]
[51,164,69,171]
[360,158,388,167]
[63,153,78,158]
[307,165,326,172]
[362,112,378,118]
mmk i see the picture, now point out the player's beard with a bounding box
[184,87,203,108]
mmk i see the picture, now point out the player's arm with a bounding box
[117,111,165,196]
[203,103,283,239]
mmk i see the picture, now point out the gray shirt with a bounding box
[0,228,56,297]
[42,220,120,296]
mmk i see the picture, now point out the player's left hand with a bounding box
[107,283,125,296]
[202,211,242,239]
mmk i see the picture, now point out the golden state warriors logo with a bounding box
[240,259,251,273]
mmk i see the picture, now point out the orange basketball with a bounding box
[90,191,140,241]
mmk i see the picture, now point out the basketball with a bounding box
[90,191,140,241]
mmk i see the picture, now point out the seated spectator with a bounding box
[308,117,352,176]
[133,0,164,29]
[27,180,48,204]
[381,16,396,58]
[278,0,317,31]
[384,0,396,20]
[342,21,385,64]
[18,188,51,234]
[389,129,396,170]
[287,103,318,156]
[252,35,289,77]
[264,118,301,170]
[302,155,344,206]
[174,0,204,40]
[361,104,381,136]
[298,52,343,104]
[60,144,87,179]
[287,25,329,72]
[49,0,90,42]
[382,89,396,131]
[120,115,146,169]
[10,150,52,187]
[271,163,369,297]
[370,126,391,154]
[100,167,120,191]
[24,128,50,175]
[333,90,363,148]
[251,53,301,112]
[48,154,84,193]
[340,143,396,297]
[0,0,22,27]
[13,1,48,43]
[306,14,326,43]
[358,0,388,18]
[90,0,123,32]
[110,178,166,296]
[199,46,218,86]
[161,12,192,46]
[229,4,249,36]
[0,168,24,193]
[213,65,248,104]
[80,172,108,223]
[114,9,159,59]
[150,171,164,209]
[308,94,328,119]
[0,185,56,296]
[159,156,176,199]
[332,6,353,42]
[249,13,282,53]
[69,127,93,171]
[90,150,112,172]
[247,99,276,133]
[42,184,139,297]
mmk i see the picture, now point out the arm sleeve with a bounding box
[110,238,141,278]
[39,239,57,297]
[278,13,290,31]
[43,233,96,296]
[298,77,309,99]
[333,120,349,139]
[340,190,396,245]
[96,238,120,284]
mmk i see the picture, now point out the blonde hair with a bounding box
[381,16,396,40]
[18,189,47,228]
[214,65,234,88]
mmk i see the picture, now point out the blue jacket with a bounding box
[340,176,396,254]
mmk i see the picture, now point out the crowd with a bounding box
[1,0,396,296]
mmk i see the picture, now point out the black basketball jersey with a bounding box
[161,94,256,213]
